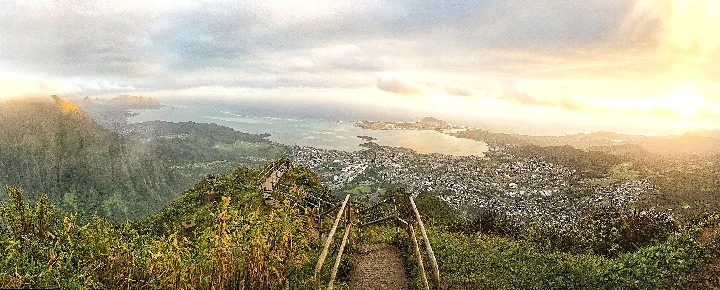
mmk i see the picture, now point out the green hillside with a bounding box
[0,97,285,222]
[1,98,719,289]
[0,162,327,289]
[2,162,719,289]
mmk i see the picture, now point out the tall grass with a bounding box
[0,172,317,289]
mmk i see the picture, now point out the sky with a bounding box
[1,0,720,134]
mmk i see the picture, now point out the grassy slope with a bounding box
[0,163,327,289]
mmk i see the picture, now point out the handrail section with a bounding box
[408,195,441,288]
[358,193,442,290]
[314,194,353,290]
[257,159,439,289]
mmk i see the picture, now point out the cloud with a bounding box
[500,87,554,107]
[77,80,137,92]
[428,1,636,53]
[3,0,717,131]
[557,97,585,111]
[627,0,720,78]
[498,84,589,111]
[706,61,720,82]
[376,75,426,96]
[0,1,639,76]
[660,0,720,64]
[620,0,666,49]
[445,85,472,97]
[0,1,163,78]
[0,75,78,100]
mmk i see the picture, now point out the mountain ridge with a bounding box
[0,96,284,221]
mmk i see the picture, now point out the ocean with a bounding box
[127,98,489,156]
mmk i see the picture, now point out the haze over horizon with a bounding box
[2,0,720,135]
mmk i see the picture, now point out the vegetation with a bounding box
[429,228,711,289]
[2,98,720,288]
[1,162,719,289]
[0,98,285,222]
[0,164,323,289]
[408,197,720,289]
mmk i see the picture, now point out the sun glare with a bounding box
[663,0,720,64]
[663,85,704,118]
[0,75,76,100]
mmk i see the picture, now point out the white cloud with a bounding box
[445,85,473,97]
[78,80,137,91]
[376,75,427,96]
[2,0,719,133]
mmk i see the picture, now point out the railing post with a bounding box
[315,194,351,290]
[409,196,441,288]
[318,203,323,230]
[393,195,399,234]
[408,223,430,290]
[328,208,352,290]
[358,206,363,242]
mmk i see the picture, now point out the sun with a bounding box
[663,85,705,118]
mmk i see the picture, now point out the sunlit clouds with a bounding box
[659,0,720,66]
[1,0,719,134]
[0,74,78,100]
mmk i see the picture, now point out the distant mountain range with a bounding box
[519,131,720,157]
[452,129,720,157]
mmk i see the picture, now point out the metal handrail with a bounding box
[408,195,441,288]
[359,214,398,228]
[356,193,442,290]
[314,194,352,290]
[257,159,441,289]
[358,196,393,214]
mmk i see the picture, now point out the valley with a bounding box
[5,1,720,287]
[2,96,720,289]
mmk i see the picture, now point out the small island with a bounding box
[356,135,377,142]
[357,117,454,131]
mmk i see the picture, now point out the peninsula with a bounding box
[357,116,455,131]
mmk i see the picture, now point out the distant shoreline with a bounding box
[356,116,457,131]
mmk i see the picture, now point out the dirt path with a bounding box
[261,168,286,206]
[261,169,284,192]
[349,243,408,290]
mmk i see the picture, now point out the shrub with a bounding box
[448,207,523,238]
[602,233,705,289]
[526,206,678,257]
[428,228,708,289]
[0,163,319,289]
[413,191,456,227]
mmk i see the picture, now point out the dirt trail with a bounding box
[261,169,285,206]
[349,243,408,290]
[261,170,284,192]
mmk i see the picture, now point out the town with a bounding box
[290,139,653,222]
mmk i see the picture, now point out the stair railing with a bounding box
[314,194,353,290]
[358,192,442,290]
